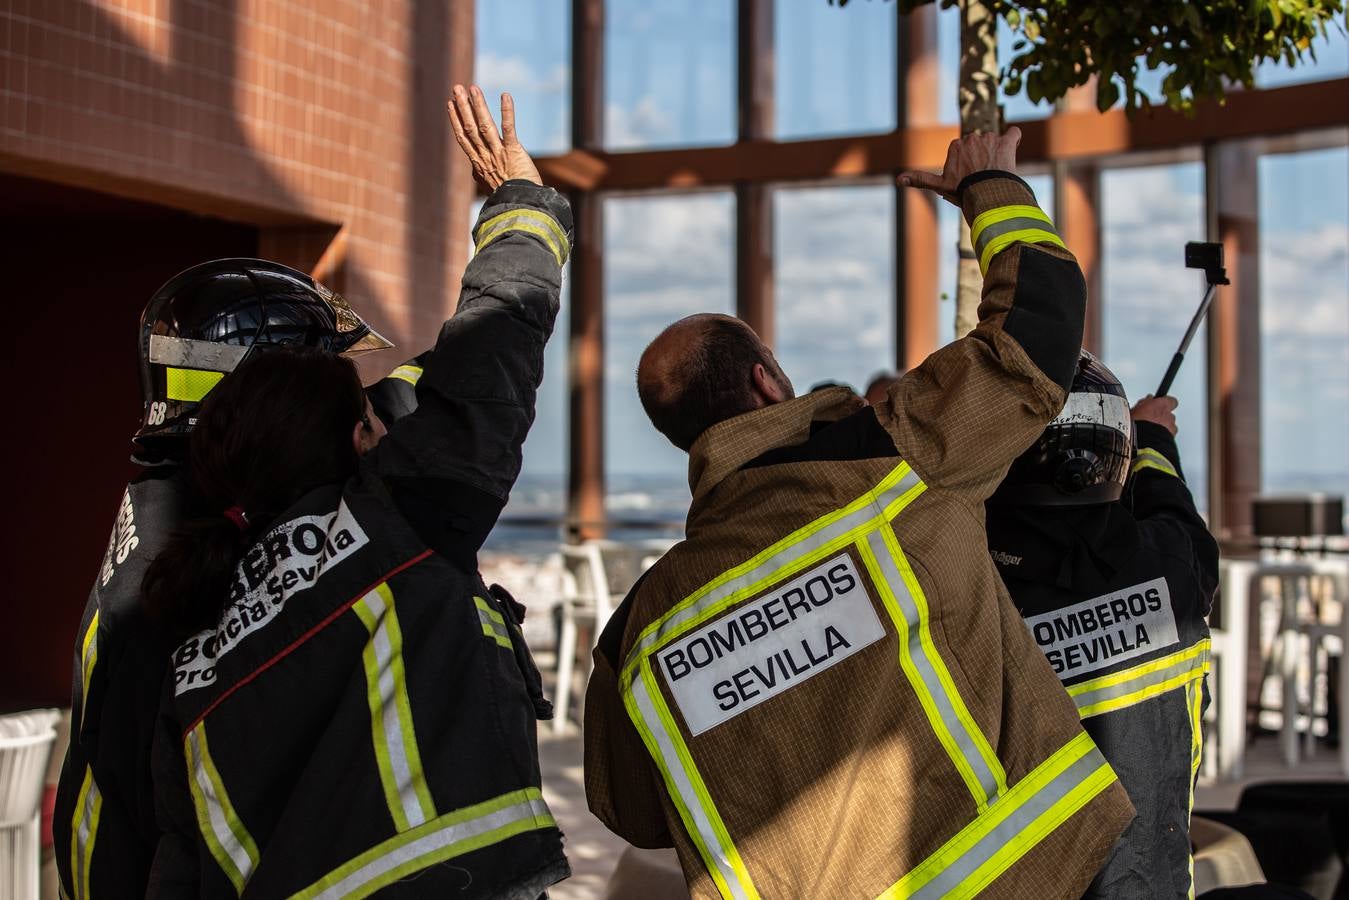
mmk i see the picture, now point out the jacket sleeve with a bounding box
[365,181,572,567]
[583,596,674,849]
[1129,421,1220,612]
[145,681,200,900]
[876,173,1086,500]
[364,349,433,427]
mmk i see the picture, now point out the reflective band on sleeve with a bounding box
[1132,447,1180,480]
[623,463,925,682]
[968,203,1064,276]
[625,662,758,900]
[354,583,437,832]
[70,767,101,900]
[474,208,571,266]
[386,364,423,387]
[1068,638,1210,719]
[859,529,1006,810]
[185,724,258,895]
[880,731,1118,899]
[474,596,514,650]
[165,367,225,403]
[1185,677,1204,899]
[79,611,99,727]
[292,787,556,900]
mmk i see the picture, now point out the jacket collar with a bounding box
[686,387,866,505]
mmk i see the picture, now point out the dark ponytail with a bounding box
[143,345,368,634]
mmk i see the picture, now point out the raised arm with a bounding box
[367,86,572,567]
[874,129,1086,500]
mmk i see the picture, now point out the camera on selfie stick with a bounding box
[1155,242,1230,397]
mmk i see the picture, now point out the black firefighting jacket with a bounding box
[142,181,572,898]
[986,421,1219,899]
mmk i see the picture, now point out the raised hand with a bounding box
[1131,394,1179,436]
[448,84,541,189]
[899,126,1023,206]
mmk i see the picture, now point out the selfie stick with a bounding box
[1156,242,1229,397]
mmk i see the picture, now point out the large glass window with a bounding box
[936,173,1054,348]
[604,0,736,150]
[604,192,735,524]
[773,183,895,391]
[475,0,571,155]
[1101,162,1208,512]
[774,1,896,140]
[934,7,1056,125]
[1259,146,1349,500]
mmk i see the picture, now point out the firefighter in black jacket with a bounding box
[144,85,571,898]
[986,350,1218,899]
[53,262,423,898]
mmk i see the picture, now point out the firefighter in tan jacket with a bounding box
[583,129,1134,898]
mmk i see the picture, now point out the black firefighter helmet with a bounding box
[135,258,392,446]
[990,350,1133,506]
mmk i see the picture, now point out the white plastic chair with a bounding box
[0,709,60,900]
[553,542,614,734]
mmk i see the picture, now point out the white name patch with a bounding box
[173,501,369,694]
[1051,392,1131,437]
[659,554,884,735]
[1024,576,1179,680]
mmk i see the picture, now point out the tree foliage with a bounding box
[833,0,1345,112]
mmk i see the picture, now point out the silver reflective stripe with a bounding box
[908,741,1110,899]
[972,216,1059,262]
[865,528,1003,806]
[186,727,255,886]
[627,465,923,670]
[71,768,101,900]
[360,587,432,830]
[1071,644,1210,717]
[629,671,748,900]
[305,796,554,900]
[477,607,512,644]
[148,334,250,372]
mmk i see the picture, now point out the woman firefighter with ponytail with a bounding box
[144,86,574,898]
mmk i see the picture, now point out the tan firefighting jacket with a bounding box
[584,172,1135,899]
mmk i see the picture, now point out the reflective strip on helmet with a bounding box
[879,731,1117,899]
[1067,638,1210,719]
[353,583,437,832]
[1132,447,1180,480]
[625,661,758,900]
[474,596,514,650]
[185,723,259,894]
[474,208,571,266]
[858,528,1007,810]
[387,364,424,387]
[621,462,925,683]
[165,367,226,403]
[291,787,556,900]
[148,334,251,372]
[79,611,99,727]
[968,204,1065,276]
[69,767,102,900]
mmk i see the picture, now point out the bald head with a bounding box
[637,314,794,451]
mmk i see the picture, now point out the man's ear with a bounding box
[352,420,367,457]
[751,362,789,406]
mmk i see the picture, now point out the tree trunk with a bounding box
[955,0,1001,338]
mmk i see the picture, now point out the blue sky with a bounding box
[476,1,1349,513]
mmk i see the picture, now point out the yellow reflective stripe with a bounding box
[1186,678,1203,899]
[473,596,513,650]
[978,228,1067,275]
[1067,639,1211,718]
[1133,447,1179,479]
[70,767,101,900]
[624,664,755,899]
[186,724,258,894]
[355,583,436,832]
[968,204,1053,244]
[881,731,1118,899]
[79,611,99,724]
[622,462,922,684]
[165,367,225,402]
[292,787,556,900]
[474,208,570,266]
[387,364,423,387]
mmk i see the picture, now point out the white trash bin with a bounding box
[0,710,60,900]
